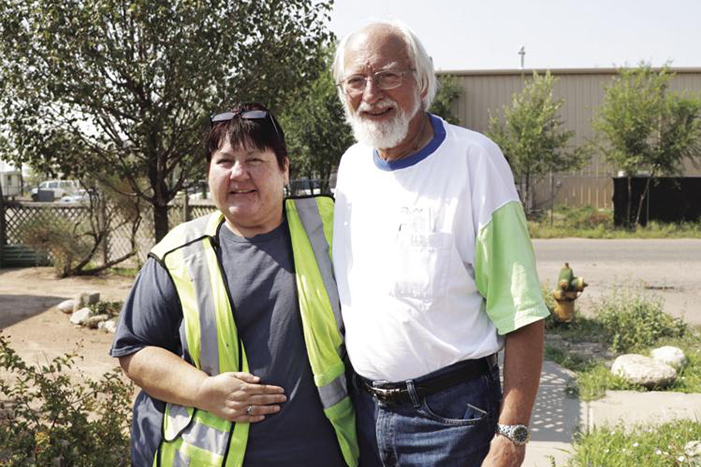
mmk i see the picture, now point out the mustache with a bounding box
[356,99,396,114]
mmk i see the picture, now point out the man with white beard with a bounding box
[331,20,550,467]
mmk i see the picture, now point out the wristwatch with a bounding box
[496,423,530,446]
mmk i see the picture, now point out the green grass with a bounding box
[528,205,701,239]
[543,284,701,400]
[564,420,701,467]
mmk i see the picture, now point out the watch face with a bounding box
[512,425,529,444]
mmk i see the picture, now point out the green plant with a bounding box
[0,0,334,242]
[544,345,593,374]
[430,74,463,125]
[594,63,701,228]
[488,71,589,214]
[528,205,701,239]
[567,420,701,467]
[593,286,688,353]
[88,301,123,318]
[16,212,93,278]
[0,333,132,466]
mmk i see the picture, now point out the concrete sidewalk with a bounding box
[523,360,580,467]
[522,360,701,467]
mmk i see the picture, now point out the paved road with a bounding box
[532,238,701,325]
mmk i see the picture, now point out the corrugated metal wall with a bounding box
[442,68,701,209]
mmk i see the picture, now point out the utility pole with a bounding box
[518,46,526,70]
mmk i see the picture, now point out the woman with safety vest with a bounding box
[110,103,358,467]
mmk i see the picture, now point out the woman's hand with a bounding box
[120,347,286,423]
[196,372,287,422]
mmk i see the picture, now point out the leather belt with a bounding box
[361,354,497,405]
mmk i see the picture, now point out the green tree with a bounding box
[281,48,354,194]
[0,0,334,242]
[595,64,701,227]
[430,74,463,125]
[488,71,587,213]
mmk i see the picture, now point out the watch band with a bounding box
[496,423,530,446]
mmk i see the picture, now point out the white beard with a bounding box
[345,96,421,149]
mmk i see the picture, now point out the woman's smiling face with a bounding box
[208,140,289,237]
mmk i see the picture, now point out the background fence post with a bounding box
[0,179,6,267]
[99,195,109,264]
[183,194,190,222]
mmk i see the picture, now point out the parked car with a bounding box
[30,180,80,201]
[59,189,90,203]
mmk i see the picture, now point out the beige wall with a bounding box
[441,68,701,209]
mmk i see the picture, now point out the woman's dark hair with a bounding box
[207,102,287,170]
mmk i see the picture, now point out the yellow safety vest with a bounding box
[148,196,358,467]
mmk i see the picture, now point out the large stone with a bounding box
[69,307,92,325]
[650,346,687,370]
[56,299,75,314]
[72,292,100,312]
[84,314,110,329]
[611,354,677,388]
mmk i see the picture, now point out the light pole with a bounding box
[518,45,526,69]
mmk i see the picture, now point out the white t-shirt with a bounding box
[333,114,549,382]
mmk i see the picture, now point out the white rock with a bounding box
[650,346,687,370]
[685,440,701,458]
[611,354,677,388]
[102,318,118,333]
[84,314,110,329]
[69,307,92,325]
[56,299,75,314]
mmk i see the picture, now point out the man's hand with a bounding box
[196,372,286,422]
[480,434,525,467]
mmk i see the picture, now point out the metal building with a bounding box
[441,68,701,209]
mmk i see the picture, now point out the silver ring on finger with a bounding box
[246,405,254,416]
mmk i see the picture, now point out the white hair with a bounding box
[332,19,438,110]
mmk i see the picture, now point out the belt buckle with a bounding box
[371,385,404,404]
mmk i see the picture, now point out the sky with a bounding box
[329,0,701,71]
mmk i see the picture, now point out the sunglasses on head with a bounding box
[209,109,280,136]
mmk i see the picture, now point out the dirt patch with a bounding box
[0,267,134,381]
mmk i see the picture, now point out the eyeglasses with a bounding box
[338,69,416,96]
[209,109,280,135]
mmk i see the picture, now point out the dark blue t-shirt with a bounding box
[110,220,346,467]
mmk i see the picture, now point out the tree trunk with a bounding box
[153,202,170,244]
[634,176,653,227]
[626,176,633,229]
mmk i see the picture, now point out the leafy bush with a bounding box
[16,213,93,278]
[593,286,688,353]
[0,334,132,466]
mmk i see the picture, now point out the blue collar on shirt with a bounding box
[373,113,446,171]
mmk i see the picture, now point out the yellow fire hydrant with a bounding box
[552,263,587,323]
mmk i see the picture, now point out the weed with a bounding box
[566,420,701,467]
[88,301,123,318]
[529,205,701,239]
[593,286,688,353]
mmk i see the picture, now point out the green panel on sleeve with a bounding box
[474,201,550,335]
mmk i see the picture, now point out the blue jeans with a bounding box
[350,359,502,467]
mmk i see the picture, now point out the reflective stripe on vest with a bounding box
[150,196,358,467]
[286,197,358,466]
